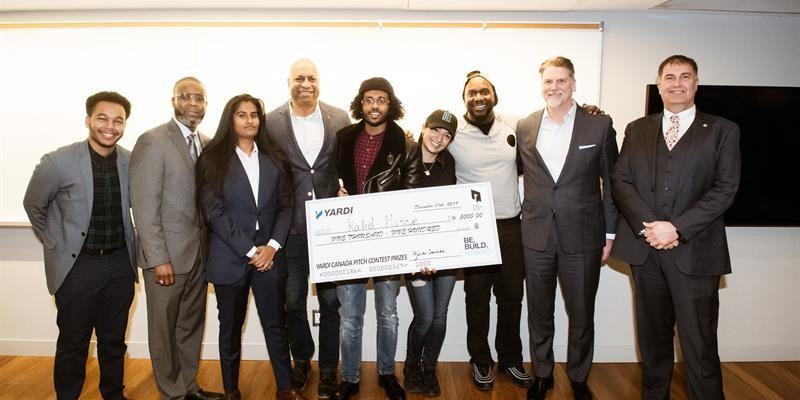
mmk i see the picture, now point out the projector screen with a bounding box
[0,22,602,223]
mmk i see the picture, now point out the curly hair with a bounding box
[349,91,405,121]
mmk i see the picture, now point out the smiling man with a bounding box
[612,54,740,400]
[131,77,222,400]
[516,56,618,400]
[24,91,138,400]
[265,58,351,399]
[333,77,424,400]
[446,70,533,391]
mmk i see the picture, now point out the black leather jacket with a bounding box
[336,120,424,194]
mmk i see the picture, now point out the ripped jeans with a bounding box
[337,275,401,383]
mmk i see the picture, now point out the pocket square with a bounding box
[578,144,597,150]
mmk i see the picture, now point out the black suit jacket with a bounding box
[516,106,619,254]
[610,111,741,276]
[200,151,292,285]
[265,101,350,234]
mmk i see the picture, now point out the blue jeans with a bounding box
[404,270,457,369]
[284,234,340,371]
[337,275,401,383]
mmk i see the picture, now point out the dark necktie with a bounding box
[187,133,198,162]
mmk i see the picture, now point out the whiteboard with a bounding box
[0,23,602,222]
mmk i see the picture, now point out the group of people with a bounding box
[23,53,740,400]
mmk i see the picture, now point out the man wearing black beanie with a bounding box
[333,77,425,400]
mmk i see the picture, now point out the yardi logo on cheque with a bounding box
[315,206,354,219]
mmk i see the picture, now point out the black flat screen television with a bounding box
[645,84,800,226]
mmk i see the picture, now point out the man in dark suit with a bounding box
[24,91,138,400]
[611,55,740,400]
[130,77,222,400]
[265,58,350,399]
[516,56,618,400]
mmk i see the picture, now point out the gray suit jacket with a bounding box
[23,140,137,294]
[130,119,209,274]
[516,106,619,253]
[265,100,350,234]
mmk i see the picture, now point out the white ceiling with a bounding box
[0,0,798,13]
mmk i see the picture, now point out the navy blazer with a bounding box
[201,150,292,285]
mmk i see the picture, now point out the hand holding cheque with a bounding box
[306,182,502,283]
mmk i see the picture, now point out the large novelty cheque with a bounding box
[306,182,501,283]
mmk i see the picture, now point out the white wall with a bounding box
[1,9,799,363]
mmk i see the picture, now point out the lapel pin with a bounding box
[702,123,708,127]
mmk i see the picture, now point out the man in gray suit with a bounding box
[130,77,222,400]
[516,56,618,400]
[24,91,138,400]
[265,58,350,399]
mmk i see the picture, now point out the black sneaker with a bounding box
[336,381,359,400]
[421,365,441,397]
[501,365,533,388]
[402,362,424,393]
[290,360,311,390]
[317,369,338,399]
[377,373,406,400]
[471,363,494,391]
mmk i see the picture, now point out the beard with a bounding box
[364,112,388,127]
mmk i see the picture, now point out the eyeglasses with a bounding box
[361,97,389,106]
[174,93,206,103]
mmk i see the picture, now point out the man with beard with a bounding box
[265,59,350,399]
[24,91,138,400]
[516,56,618,400]
[333,77,425,400]
[446,71,533,391]
[131,77,223,400]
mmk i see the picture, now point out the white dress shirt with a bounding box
[662,105,696,144]
[235,145,281,257]
[536,101,577,183]
[289,102,325,167]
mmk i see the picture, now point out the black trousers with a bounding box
[632,250,724,400]
[283,233,340,371]
[214,266,292,392]
[524,226,601,382]
[53,248,135,400]
[463,217,525,367]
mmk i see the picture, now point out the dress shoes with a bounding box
[276,388,308,400]
[290,360,312,390]
[526,376,554,400]
[571,381,594,400]
[377,374,406,400]
[222,391,241,400]
[336,381,359,400]
[186,389,224,400]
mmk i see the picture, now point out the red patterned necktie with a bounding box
[664,115,679,151]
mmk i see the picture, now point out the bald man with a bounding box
[265,59,351,399]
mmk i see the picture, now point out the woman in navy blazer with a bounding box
[196,94,305,400]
